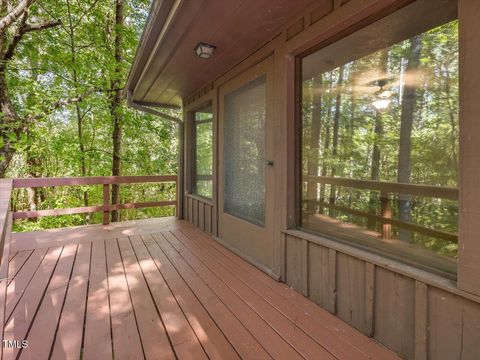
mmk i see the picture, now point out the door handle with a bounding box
[266,160,274,166]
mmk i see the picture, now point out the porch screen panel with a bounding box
[224,75,266,227]
[299,1,458,276]
[193,106,213,198]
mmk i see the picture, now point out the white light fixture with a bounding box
[372,98,391,110]
[194,43,216,59]
[372,79,393,111]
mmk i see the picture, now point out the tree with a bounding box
[368,50,388,230]
[397,35,422,242]
[3,0,180,232]
[0,1,61,177]
[328,65,345,216]
[64,0,92,216]
[110,0,124,222]
[306,75,322,212]
[318,73,334,211]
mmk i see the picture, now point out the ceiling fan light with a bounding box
[194,43,216,59]
[372,98,391,110]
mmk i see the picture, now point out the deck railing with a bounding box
[12,175,177,225]
[0,180,12,268]
[0,179,13,338]
[1,175,181,345]
[303,175,458,243]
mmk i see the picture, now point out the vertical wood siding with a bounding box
[374,267,415,359]
[184,194,214,235]
[308,244,336,313]
[284,233,480,360]
[285,237,308,296]
[336,253,367,333]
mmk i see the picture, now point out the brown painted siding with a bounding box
[336,253,367,333]
[284,232,480,360]
[285,236,308,296]
[308,244,336,313]
[374,267,415,359]
[184,194,215,235]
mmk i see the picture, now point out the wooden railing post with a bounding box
[380,191,392,239]
[103,184,110,225]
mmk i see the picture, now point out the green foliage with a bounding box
[5,0,180,231]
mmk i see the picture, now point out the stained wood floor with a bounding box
[3,218,399,360]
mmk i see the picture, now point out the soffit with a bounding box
[127,0,320,107]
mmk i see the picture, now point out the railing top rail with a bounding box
[12,175,177,189]
[303,175,458,200]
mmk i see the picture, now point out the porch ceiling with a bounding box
[126,0,318,108]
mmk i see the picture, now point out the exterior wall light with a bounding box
[194,43,216,59]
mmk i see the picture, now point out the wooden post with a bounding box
[177,121,184,219]
[458,0,480,296]
[380,191,392,239]
[103,184,110,225]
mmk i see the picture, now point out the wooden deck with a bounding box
[2,218,399,360]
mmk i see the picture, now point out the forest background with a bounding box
[0,0,179,231]
[301,20,459,257]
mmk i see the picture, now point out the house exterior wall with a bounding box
[184,194,215,235]
[181,0,480,358]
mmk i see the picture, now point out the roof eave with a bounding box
[124,0,179,103]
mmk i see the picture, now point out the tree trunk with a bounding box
[26,131,41,217]
[75,102,89,213]
[319,81,333,213]
[367,111,383,230]
[328,66,345,217]
[397,35,422,242]
[25,58,42,214]
[368,50,388,230]
[306,75,322,212]
[0,68,23,177]
[0,6,17,177]
[110,0,124,222]
[443,63,458,178]
[66,0,89,221]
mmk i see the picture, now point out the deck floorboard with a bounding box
[83,240,112,360]
[3,218,400,360]
[129,235,209,360]
[186,226,399,359]
[51,242,91,360]
[7,250,32,286]
[105,237,145,359]
[19,244,77,360]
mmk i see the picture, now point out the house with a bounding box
[125,0,480,358]
[0,0,478,359]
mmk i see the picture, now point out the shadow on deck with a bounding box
[3,217,399,359]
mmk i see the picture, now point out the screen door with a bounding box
[218,57,274,272]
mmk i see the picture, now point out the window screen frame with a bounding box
[222,74,267,227]
[190,103,214,199]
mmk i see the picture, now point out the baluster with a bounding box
[103,184,110,225]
